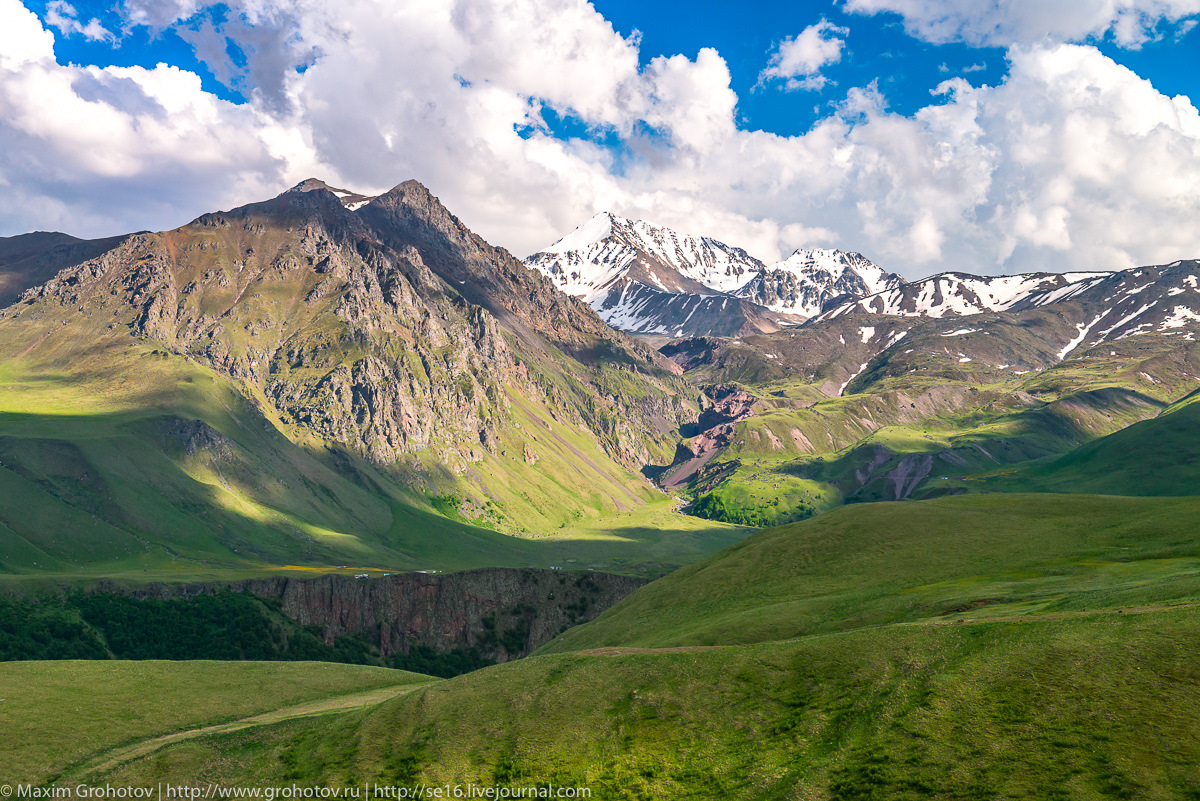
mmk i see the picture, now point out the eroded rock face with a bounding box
[117,568,647,662]
[697,384,758,430]
[653,384,760,491]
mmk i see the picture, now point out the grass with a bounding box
[82,608,1200,798]
[975,397,1200,497]
[532,500,753,575]
[0,485,746,583]
[0,660,432,783]
[0,349,748,581]
[8,492,1200,796]
[542,493,1200,652]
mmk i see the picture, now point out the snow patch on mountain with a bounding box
[817,271,1112,321]
[1058,318,1099,360]
[1162,306,1200,329]
[287,178,375,210]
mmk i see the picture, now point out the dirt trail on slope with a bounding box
[70,682,437,779]
[916,601,1200,627]
[578,645,734,656]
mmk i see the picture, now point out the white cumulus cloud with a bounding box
[846,0,1200,47]
[0,0,318,237]
[2,0,1200,282]
[759,19,849,91]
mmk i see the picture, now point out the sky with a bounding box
[2,1,1200,279]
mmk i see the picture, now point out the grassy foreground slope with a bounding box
[544,493,1200,652]
[56,492,1200,797]
[0,660,432,783]
[94,605,1200,798]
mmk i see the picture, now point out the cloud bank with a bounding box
[1,0,1200,279]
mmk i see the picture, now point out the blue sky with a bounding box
[595,0,1009,135]
[29,1,1195,135]
[3,0,1200,278]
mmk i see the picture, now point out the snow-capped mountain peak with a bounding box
[734,248,904,318]
[525,213,794,337]
[784,248,897,294]
[539,212,617,256]
[525,212,766,300]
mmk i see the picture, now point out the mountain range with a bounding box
[523,211,1200,350]
[3,179,1200,579]
[524,212,906,337]
[0,179,723,578]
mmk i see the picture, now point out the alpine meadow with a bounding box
[4,0,1200,798]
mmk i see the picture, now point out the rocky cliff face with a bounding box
[115,568,646,662]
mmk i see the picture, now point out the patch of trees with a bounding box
[0,595,107,661]
[690,491,814,527]
[0,590,486,677]
[390,645,493,678]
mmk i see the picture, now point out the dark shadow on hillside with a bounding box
[0,408,749,581]
[776,386,1163,504]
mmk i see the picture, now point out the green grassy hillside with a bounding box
[0,341,746,581]
[0,660,433,783]
[20,491,1191,797]
[83,597,1200,798]
[974,395,1200,497]
[543,493,1200,652]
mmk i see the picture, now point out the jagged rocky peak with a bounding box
[286,177,375,210]
[367,179,469,234]
[526,212,766,298]
[355,180,655,357]
[734,248,905,319]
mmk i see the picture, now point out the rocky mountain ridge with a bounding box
[815,270,1111,321]
[734,248,905,317]
[1,178,699,536]
[525,213,896,337]
[0,230,131,307]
